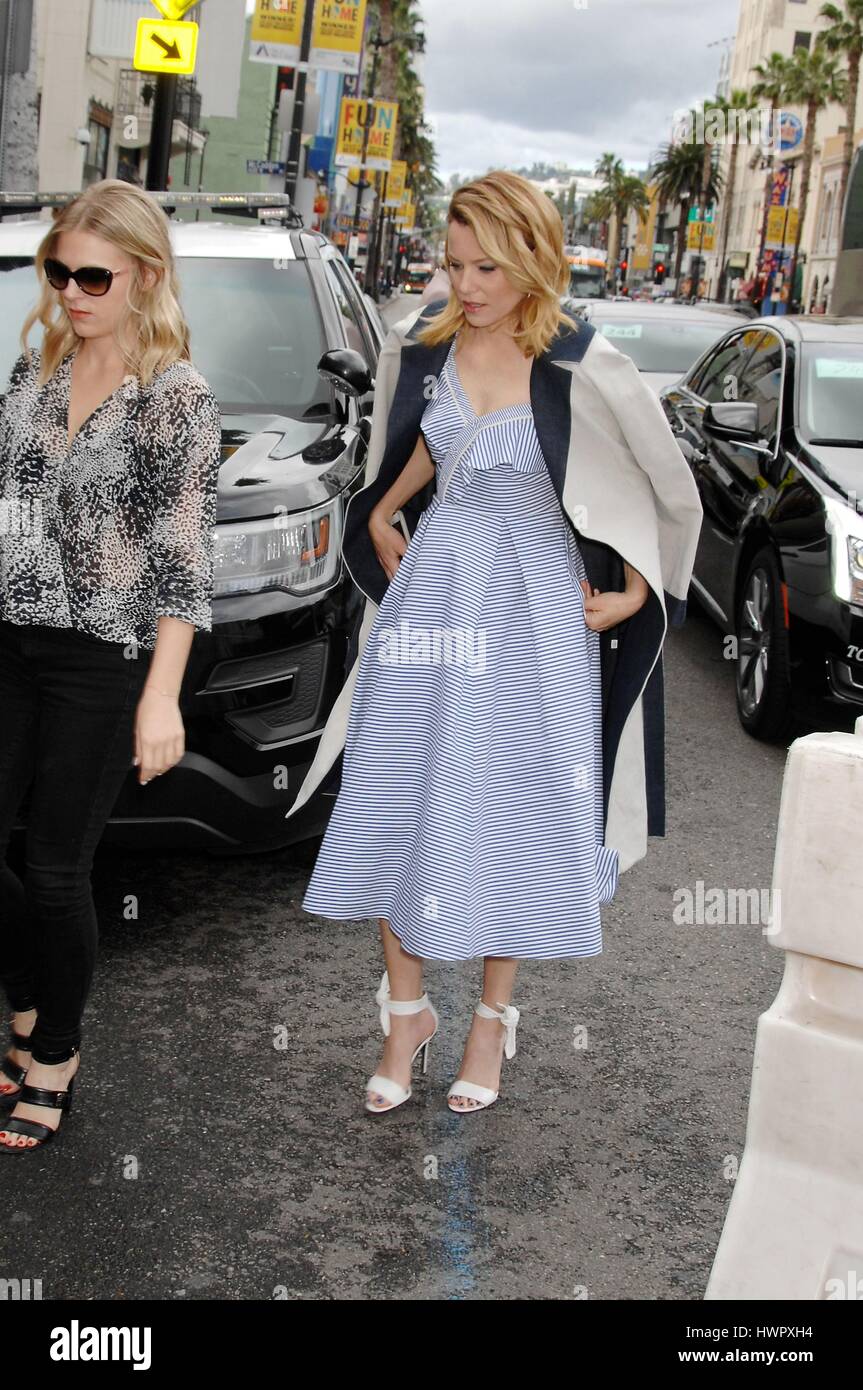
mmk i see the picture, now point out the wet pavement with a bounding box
[0,591,789,1301]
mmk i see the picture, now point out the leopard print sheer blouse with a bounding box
[0,346,222,651]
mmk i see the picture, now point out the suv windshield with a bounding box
[0,254,332,418]
[800,342,863,446]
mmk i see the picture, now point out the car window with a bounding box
[0,254,332,419]
[689,333,755,402]
[799,343,863,444]
[736,330,784,443]
[179,257,330,416]
[0,257,43,384]
[593,317,733,373]
[324,259,376,369]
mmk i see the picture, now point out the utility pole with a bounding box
[350,29,387,282]
[284,0,315,201]
[146,74,177,190]
[780,159,797,314]
[368,168,389,296]
[691,211,706,304]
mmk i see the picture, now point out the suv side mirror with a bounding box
[703,400,762,441]
[317,348,372,398]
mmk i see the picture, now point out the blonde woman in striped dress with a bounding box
[302,172,662,1115]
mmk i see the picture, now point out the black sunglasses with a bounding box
[43,257,129,297]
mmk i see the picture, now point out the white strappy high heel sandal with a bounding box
[447,999,520,1113]
[365,970,439,1114]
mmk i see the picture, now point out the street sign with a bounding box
[133,18,198,74]
[335,97,399,170]
[765,205,799,250]
[151,0,199,18]
[686,222,716,251]
[247,159,286,175]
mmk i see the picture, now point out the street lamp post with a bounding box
[368,168,389,297]
[146,74,177,190]
[692,212,706,304]
[780,159,797,313]
[283,0,316,202]
[349,23,424,294]
[350,29,390,281]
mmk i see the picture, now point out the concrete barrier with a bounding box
[705,716,863,1300]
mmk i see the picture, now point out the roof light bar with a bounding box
[0,191,301,222]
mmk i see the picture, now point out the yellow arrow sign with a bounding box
[151,0,199,17]
[133,18,198,75]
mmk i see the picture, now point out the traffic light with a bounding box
[654,261,666,285]
[399,241,407,255]
[618,258,628,282]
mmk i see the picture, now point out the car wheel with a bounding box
[735,547,794,741]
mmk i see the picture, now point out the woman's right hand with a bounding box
[369,509,408,582]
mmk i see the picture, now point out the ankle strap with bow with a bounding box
[475,999,520,1058]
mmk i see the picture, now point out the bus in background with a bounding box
[402,260,435,294]
[831,141,862,316]
[564,245,607,302]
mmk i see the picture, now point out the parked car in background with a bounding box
[0,191,389,854]
[401,260,434,293]
[571,300,743,393]
[421,265,452,304]
[658,315,863,739]
[563,244,607,304]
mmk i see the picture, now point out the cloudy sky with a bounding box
[246,0,742,181]
[418,0,742,180]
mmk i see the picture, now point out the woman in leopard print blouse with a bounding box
[0,179,222,1154]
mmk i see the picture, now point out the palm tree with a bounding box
[593,155,649,288]
[591,153,620,267]
[581,190,607,247]
[781,42,848,307]
[693,97,727,299]
[650,133,721,287]
[364,1,437,282]
[818,1,863,232]
[712,88,760,300]
[750,52,791,302]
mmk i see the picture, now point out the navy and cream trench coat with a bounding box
[284,299,703,876]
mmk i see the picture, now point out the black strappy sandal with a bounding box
[0,1021,34,1110]
[0,1048,78,1154]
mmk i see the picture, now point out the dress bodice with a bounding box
[420,339,547,504]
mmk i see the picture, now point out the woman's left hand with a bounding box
[132,689,185,785]
[580,576,649,632]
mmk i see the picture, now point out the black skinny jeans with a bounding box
[0,619,152,1062]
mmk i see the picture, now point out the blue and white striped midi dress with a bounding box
[302,335,620,960]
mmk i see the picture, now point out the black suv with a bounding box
[0,194,389,852]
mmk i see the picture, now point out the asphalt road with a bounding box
[1,296,793,1301]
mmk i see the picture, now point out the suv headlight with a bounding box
[213,496,342,598]
[824,496,863,607]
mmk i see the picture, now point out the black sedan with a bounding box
[659,316,863,739]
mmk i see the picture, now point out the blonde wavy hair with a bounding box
[417,170,578,357]
[21,178,190,387]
